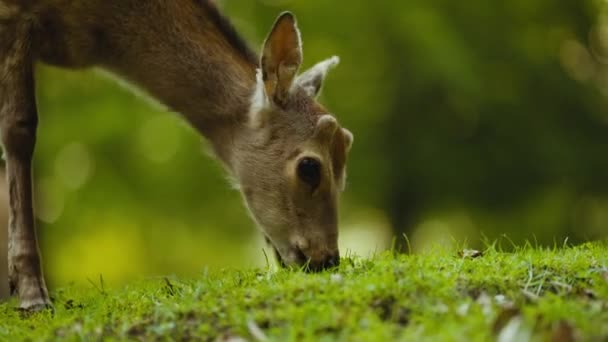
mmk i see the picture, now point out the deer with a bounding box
[0,1,353,310]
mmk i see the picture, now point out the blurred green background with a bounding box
[2,0,608,295]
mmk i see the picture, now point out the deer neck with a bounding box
[102,2,259,171]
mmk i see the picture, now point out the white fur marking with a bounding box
[297,56,341,97]
[249,68,269,127]
[227,175,240,191]
[94,68,169,112]
[306,56,340,83]
[315,56,340,76]
[294,18,303,53]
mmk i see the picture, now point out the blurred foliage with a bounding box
[3,0,608,287]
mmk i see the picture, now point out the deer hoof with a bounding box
[19,295,53,313]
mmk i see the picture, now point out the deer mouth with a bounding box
[266,237,339,272]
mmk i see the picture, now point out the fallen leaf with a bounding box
[247,320,268,342]
[458,249,484,259]
[521,289,539,302]
[582,288,596,300]
[496,315,532,342]
[220,335,248,342]
[456,302,471,317]
[330,274,343,283]
[492,307,521,335]
[551,320,576,342]
[476,292,493,317]
[494,294,515,309]
[549,281,572,293]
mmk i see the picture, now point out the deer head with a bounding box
[232,12,353,271]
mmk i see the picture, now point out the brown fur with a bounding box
[0,0,352,309]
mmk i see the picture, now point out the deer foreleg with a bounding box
[0,18,51,310]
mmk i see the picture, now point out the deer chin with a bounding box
[270,244,305,269]
[264,236,301,267]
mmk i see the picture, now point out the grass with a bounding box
[1,241,607,341]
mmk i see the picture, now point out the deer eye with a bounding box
[297,157,321,190]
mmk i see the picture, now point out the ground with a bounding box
[0,241,607,341]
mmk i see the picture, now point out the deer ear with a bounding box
[261,12,303,104]
[296,56,340,98]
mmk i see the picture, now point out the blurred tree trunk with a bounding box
[387,189,421,253]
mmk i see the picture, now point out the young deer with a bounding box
[0,1,353,310]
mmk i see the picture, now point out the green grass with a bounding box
[1,241,607,341]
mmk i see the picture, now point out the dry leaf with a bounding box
[458,249,484,259]
[493,307,521,335]
[476,292,493,317]
[456,302,471,316]
[521,289,539,302]
[247,320,268,342]
[551,320,576,342]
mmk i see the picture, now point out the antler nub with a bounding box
[314,115,339,143]
[341,128,354,152]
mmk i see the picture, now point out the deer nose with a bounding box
[305,253,340,273]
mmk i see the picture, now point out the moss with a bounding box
[1,241,607,341]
